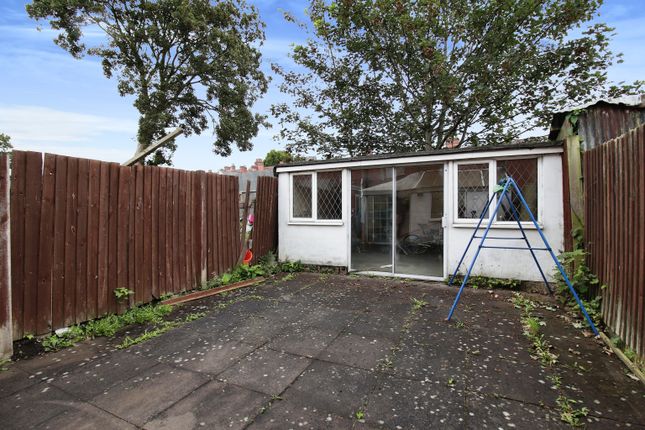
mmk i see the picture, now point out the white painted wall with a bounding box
[277,170,349,266]
[277,151,564,282]
[444,154,564,281]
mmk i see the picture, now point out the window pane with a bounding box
[458,163,489,219]
[317,171,342,220]
[292,174,312,218]
[497,158,538,221]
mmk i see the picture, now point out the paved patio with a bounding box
[1,272,643,429]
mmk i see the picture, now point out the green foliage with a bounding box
[27,0,268,165]
[40,303,173,351]
[556,395,589,427]
[554,250,601,301]
[453,275,520,290]
[0,133,12,152]
[279,260,304,273]
[0,358,10,371]
[272,0,642,158]
[113,287,134,301]
[118,324,175,349]
[411,298,428,311]
[183,312,206,322]
[513,293,558,367]
[264,149,292,166]
[354,410,365,420]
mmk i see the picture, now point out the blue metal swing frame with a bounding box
[446,176,599,336]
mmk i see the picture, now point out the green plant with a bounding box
[554,250,600,302]
[117,324,176,349]
[113,287,134,301]
[281,273,295,282]
[456,320,465,329]
[354,410,365,420]
[452,275,521,290]
[0,358,11,371]
[279,260,304,273]
[411,298,428,311]
[184,312,206,322]
[447,377,456,387]
[556,395,589,427]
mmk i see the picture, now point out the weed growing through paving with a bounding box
[40,304,174,352]
[0,358,11,371]
[354,410,365,420]
[117,311,208,349]
[411,297,428,311]
[556,395,589,427]
[512,293,558,367]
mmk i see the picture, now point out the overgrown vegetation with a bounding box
[554,250,604,328]
[556,395,589,427]
[450,275,521,290]
[41,304,173,352]
[512,293,558,367]
[113,287,134,301]
[117,311,205,349]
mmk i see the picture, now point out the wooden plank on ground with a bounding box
[36,154,55,334]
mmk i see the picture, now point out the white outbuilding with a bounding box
[274,141,565,282]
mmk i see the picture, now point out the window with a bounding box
[454,158,540,224]
[317,171,343,219]
[496,158,538,222]
[457,163,489,219]
[292,174,313,218]
[291,171,342,221]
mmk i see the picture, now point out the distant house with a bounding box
[220,158,274,215]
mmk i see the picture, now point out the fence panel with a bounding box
[584,123,645,356]
[252,176,278,263]
[6,151,261,340]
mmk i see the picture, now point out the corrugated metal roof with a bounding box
[549,94,645,140]
[274,139,561,171]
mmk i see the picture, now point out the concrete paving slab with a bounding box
[364,374,466,429]
[143,381,268,430]
[170,339,256,375]
[282,360,378,419]
[319,332,395,370]
[91,363,209,426]
[39,402,137,430]
[268,325,341,358]
[0,365,39,399]
[49,350,158,400]
[218,346,311,395]
[247,397,354,430]
[465,392,566,430]
[0,383,78,429]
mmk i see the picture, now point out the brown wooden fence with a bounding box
[584,124,645,357]
[7,151,250,340]
[251,176,278,263]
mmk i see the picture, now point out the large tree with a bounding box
[27,0,269,165]
[0,133,13,152]
[272,0,642,158]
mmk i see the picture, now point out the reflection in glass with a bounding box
[394,165,443,277]
[350,168,393,272]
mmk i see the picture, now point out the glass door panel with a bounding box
[350,168,393,272]
[394,164,444,277]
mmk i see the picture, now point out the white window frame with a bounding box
[453,157,541,227]
[289,171,343,225]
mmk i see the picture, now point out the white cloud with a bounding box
[0,104,136,144]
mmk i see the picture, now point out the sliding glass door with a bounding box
[350,164,444,277]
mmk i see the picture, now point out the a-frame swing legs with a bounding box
[502,193,553,294]
[447,180,513,320]
[446,178,599,336]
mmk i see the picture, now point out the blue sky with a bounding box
[0,0,643,171]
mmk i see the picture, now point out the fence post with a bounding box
[0,154,12,359]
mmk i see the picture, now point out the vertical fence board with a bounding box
[97,162,110,317]
[36,154,55,334]
[134,165,144,303]
[117,166,131,313]
[86,160,100,320]
[107,163,119,314]
[51,156,67,330]
[158,168,167,297]
[172,169,180,293]
[10,151,26,338]
[151,167,159,298]
[585,123,645,357]
[0,154,11,357]
[75,159,89,324]
[23,152,42,335]
[63,157,78,327]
